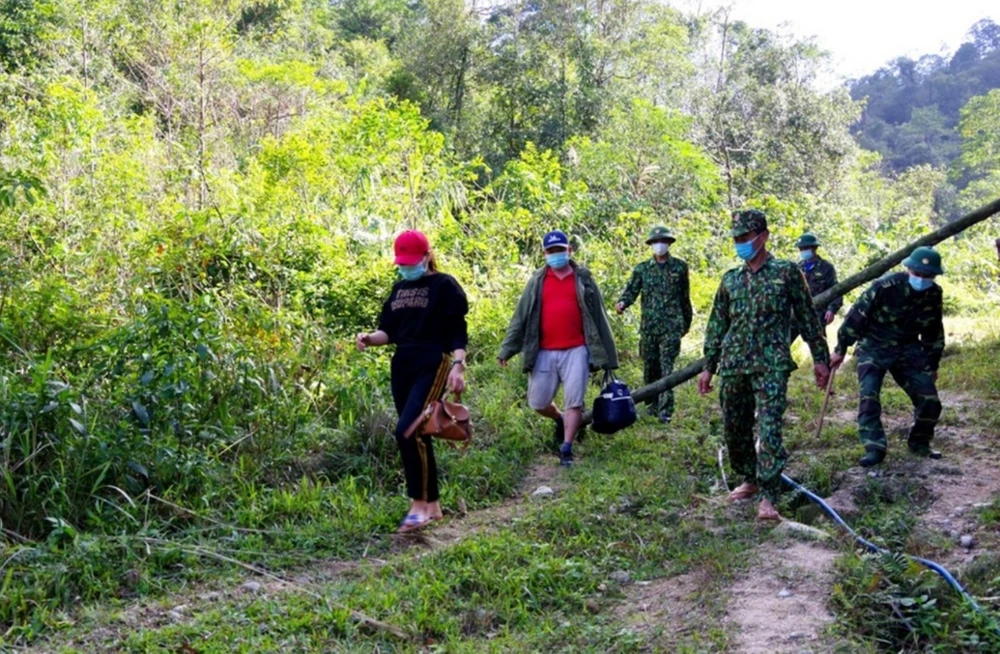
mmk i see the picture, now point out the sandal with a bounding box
[397,513,433,534]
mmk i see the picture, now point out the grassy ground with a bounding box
[6,317,1000,652]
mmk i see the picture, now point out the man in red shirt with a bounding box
[498,230,619,466]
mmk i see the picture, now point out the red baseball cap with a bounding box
[393,230,429,266]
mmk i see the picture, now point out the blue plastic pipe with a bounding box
[780,473,986,615]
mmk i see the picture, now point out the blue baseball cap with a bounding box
[542,230,569,250]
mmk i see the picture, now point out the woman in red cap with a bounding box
[355,230,469,533]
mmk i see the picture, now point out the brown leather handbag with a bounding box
[403,392,472,449]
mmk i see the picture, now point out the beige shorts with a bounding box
[527,346,589,410]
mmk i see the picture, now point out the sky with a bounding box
[678,0,998,86]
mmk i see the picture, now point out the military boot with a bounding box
[908,440,942,459]
[859,447,886,468]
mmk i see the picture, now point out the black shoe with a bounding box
[908,442,942,459]
[859,448,886,468]
[552,416,565,450]
[658,412,672,424]
[559,442,574,467]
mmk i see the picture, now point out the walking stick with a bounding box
[814,366,838,441]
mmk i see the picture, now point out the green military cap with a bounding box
[796,233,820,248]
[645,225,676,244]
[730,209,768,237]
[902,246,944,276]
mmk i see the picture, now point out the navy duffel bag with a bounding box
[591,371,637,434]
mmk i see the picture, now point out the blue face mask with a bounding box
[545,252,570,269]
[908,274,934,292]
[397,263,426,281]
[800,249,814,261]
[735,235,761,261]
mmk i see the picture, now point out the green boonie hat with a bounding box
[645,225,676,244]
[902,246,944,276]
[730,209,767,237]
[796,233,820,248]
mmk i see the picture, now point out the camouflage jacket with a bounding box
[704,254,830,376]
[617,256,693,337]
[834,272,945,371]
[799,256,843,315]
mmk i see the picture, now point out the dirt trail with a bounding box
[613,569,710,645]
[709,389,1000,653]
[725,538,839,653]
[404,459,564,551]
[612,493,842,652]
[825,390,1000,564]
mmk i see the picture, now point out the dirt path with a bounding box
[725,538,839,653]
[611,492,842,652]
[612,568,711,646]
[404,459,564,551]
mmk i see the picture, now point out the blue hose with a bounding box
[780,473,987,615]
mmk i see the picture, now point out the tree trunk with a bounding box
[583,196,1000,423]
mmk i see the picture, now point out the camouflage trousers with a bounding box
[640,333,681,417]
[719,371,790,503]
[856,346,941,452]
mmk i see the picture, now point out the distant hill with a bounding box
[849,18,1000,177]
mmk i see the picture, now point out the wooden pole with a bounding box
[813,366,837,441]
[583,196,1000,424]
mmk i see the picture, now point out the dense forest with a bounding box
[1,0,1000,650]
[849,17,1000,217]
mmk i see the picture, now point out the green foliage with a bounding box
[957,88,1000,210]
[0,0,59,72]
[851,18,1000,177]
[692,19,862,207]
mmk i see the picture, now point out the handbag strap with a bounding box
[602,369,614,387]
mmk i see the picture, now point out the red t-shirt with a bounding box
[540,268,586,350]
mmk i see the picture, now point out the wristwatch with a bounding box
[451,359,465,368]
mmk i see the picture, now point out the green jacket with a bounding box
[618,256,693,337]
[498,262,619,373]
[834,272,945,371]
[704,254,830,376]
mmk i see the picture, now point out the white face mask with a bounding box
[651,243,670,257]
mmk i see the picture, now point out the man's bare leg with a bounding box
[535,404,563,422]
[563,407,582,444]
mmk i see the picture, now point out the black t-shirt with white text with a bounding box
[377,273,469,353]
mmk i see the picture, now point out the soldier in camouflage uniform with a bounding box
[616,226,693,423]
[698,210,831,521]
[789,233,843,343]
[830,246,945,467]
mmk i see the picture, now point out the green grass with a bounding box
[8,319,1000,651]
[15,363,760,652]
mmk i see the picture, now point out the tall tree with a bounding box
[692,15,860,207]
